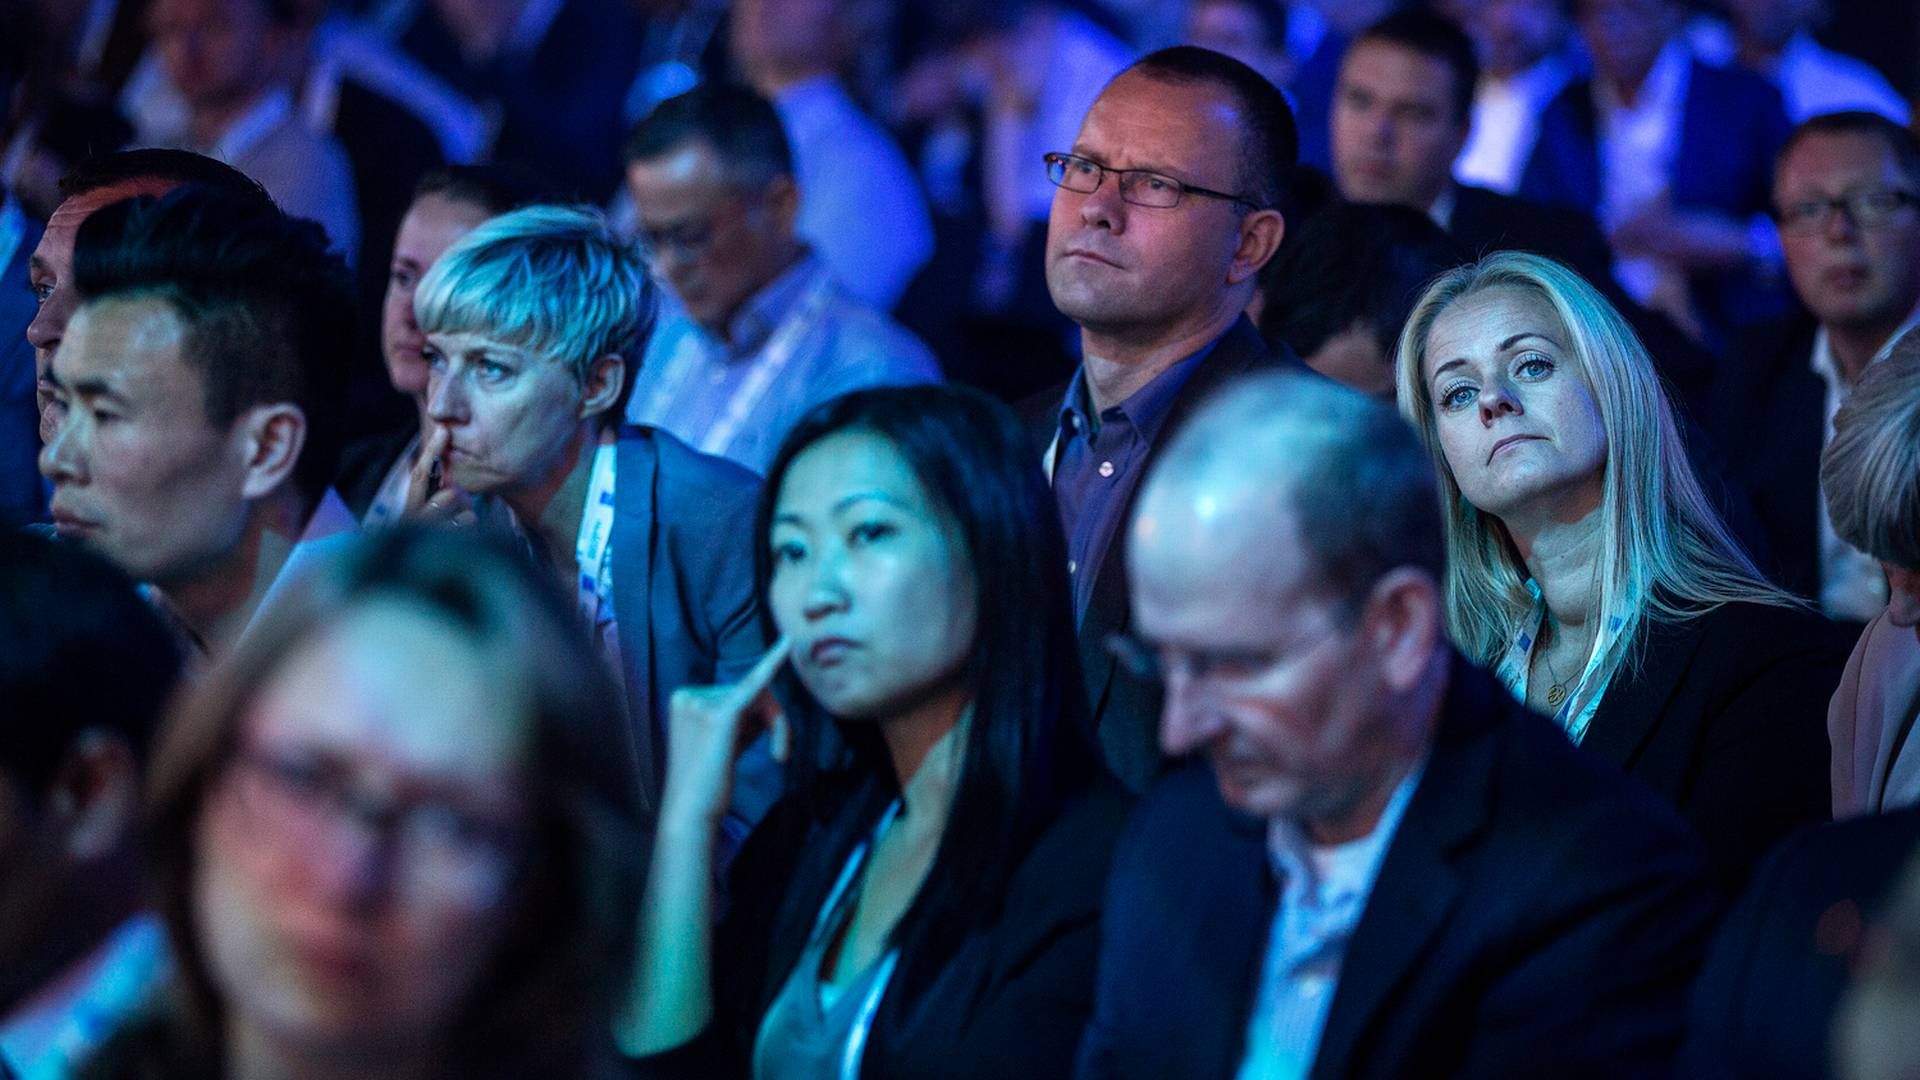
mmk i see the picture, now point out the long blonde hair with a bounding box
[1394,251,1793,667]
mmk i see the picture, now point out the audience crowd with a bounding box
[4,0,1920,1077]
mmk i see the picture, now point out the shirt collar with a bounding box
[1811,297,1920,386]
[716,253,826,355]
[1598,35,1690,117]
[1057,322,1233,442]
[1266,756,1427,907]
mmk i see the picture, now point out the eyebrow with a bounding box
[771,490,914,529]
[1429,332,1563,385]
[1067,147,1191,183]
[45,363,125,404]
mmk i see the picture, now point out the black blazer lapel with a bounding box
[1582,614,1710,772]
[1190,801,1285,1078]
[1309,659,1498,1077]
[612,429,662,798]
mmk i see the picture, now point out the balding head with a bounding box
[1126,372,1449,836]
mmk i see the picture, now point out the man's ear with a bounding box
[1363,567,1446,695]
[580,353,627,423]
[1229,208,1286,285]
[46,731,143,861]
[237,403,307,501]
[764,175,801,235]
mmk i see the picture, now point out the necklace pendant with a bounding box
[1546,684,1568,708]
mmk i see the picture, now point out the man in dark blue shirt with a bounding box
[1024,45,1302,790]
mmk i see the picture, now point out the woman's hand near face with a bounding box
[403,425,470,523]
[660,638,791,831]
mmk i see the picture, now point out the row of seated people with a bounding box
[6,41,1920,1078]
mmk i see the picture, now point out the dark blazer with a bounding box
[0,210,45,526]
[1708,316,1825,598]
[1683,807,1920,1079]
[1017,317,1297,791]
[634,774,1135,1078]
[1585,600,1852,883]
[608,425,767,805]
[1520,58,1794,348]
[1077,655,1720,1080]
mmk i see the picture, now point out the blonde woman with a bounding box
[1397,251,1851,880]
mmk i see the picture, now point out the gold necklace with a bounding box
[1541,650,1571,709]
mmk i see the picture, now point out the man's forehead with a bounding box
[54,298,191,389]
[1778,133,1903,192]
[1078,73,1245,169]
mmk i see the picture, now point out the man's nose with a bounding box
[1159,670,1223,757]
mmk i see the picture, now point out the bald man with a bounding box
[1077,372,1720,1079]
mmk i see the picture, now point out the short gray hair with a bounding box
[1823,337,1920,569]
[414,205,656,422]
[1155,370,1445,606]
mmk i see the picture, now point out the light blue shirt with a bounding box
[625,257,941,472]
[775,76,934,312]
[1236,762,1426,1080]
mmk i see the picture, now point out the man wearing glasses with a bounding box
[620,84,940,473]
[1028,45,1300,792]
[1710,111,1920,621]
[1077,372,1718,1079]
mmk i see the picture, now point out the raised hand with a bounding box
[661,637,791,829]
[403,425,466,522]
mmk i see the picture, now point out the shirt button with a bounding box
[1099,461,1115,478]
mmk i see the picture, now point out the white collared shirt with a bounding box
[1236,762,1427,1080]
[1807,306,1919,620]
[1457,51,1581,195]
[1597,37,1692,305]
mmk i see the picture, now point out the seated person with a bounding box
[1079,371,1718,1078]
[1257,201,1465,396]
[1396,250,1853,882]
[1822,345,1920,816]
[0,532,182,1077]
[409,204,766,813]
[40,186,358,662]
[335,164,556,525]
[621,385,1130,1077]
[76,526,647,1078]
[1685,804,1920,1079]
[621,84,941,473]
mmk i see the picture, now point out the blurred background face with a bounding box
[1332,40,1468,210]
[1775,132,1920,333]
[1454,0,1571,78]
[625,140,796,331]
[1419,286,1608,520]
[39,298,254,586]
[148,0,283,112]
[195,599,530,1056]
[729,0,844,81]
[1579,0,1680,88]
[423,331,586,496]
[1304,323,1395,396]
[383,195,496,402]
[768,431,978,722]
[1185,0,1291,87]
[1726,0,1820,49]
[1130,496,1388,824]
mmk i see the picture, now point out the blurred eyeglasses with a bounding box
[1044,152,1261,211]
[225,746,524,905]
[1772,189,1920,233]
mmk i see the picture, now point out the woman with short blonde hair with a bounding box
[1397,251,1850,879]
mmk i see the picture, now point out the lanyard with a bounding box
[811,799,904,1080]
[574,442,619,663]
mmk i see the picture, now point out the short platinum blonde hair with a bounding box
[1824,337,1920,570]
[414,205,656,421]
[1394,251,1791,667]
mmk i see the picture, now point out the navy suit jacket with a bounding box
[1077,656,1720,1080]
[1017,317,1298,792]
[1684,807,1920,1079]
[1520,58,1793,348]
[1707,316,1826,599]
[608,425,768,807]
[0,210,45,526]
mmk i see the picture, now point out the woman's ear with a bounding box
[580,353,627,422]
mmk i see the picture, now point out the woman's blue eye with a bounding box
[480,361,512,381]
[850,521,895,545]
[1439,384,1477,411]
[771,540,806,564]
[1514,352,1554,379]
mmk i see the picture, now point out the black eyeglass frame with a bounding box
[1769,188,1920,232]
[1044,152,1264,212]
